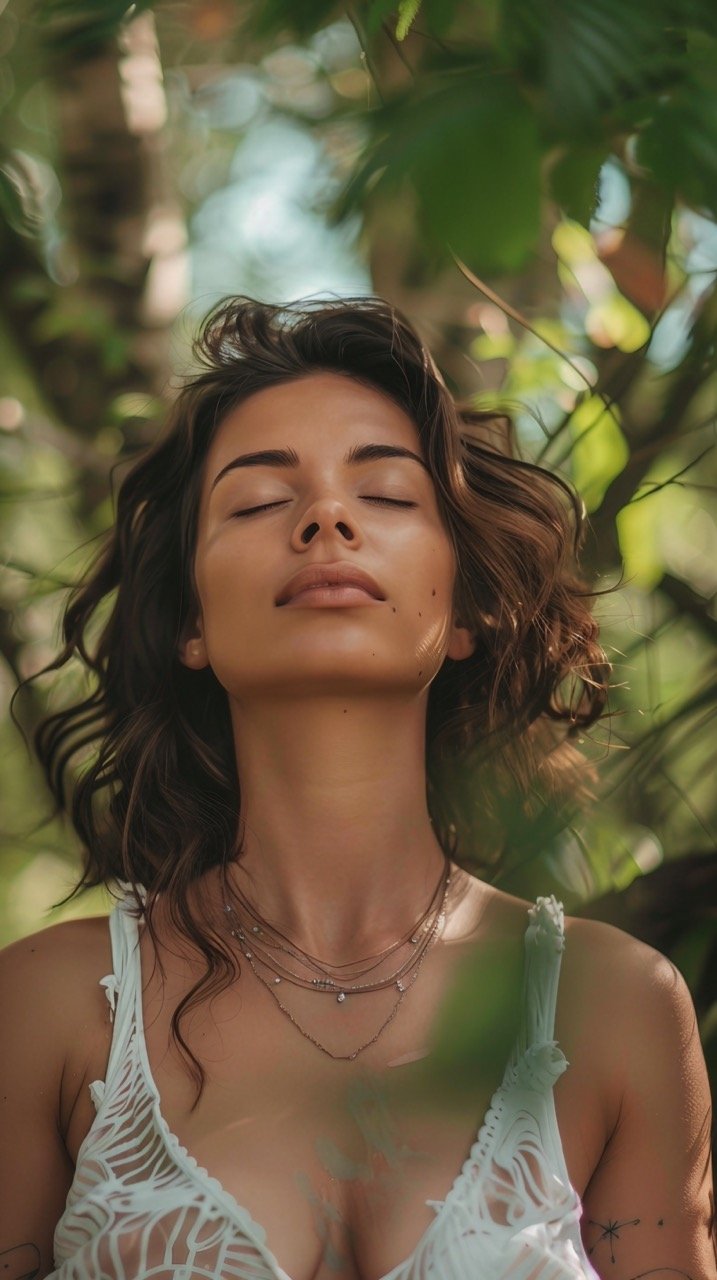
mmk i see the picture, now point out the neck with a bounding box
[226,692,450,961]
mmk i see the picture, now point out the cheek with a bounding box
[401,542,457,661]
[193,542,259,639]
[420,537,457,609]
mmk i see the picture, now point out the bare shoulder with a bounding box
[468,874,679,1003]
[467,878,690,1091]
[458,875,708,1199]
[0,912,113,998]
[561,908,697,1056]
[560,907,689,1026]
[559,907,702,1158]
[440,867,690,1065]
[0,914,115,1124]
[0,917,116,1269]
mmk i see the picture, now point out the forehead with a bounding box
[204,371,424,475]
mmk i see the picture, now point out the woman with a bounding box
[0,297,714,1280]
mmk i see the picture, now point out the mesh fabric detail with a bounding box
[51,894,599,1280]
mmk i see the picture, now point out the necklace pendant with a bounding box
[410,936,419,944]
[337,992,346,1003]
[274,977,281,984]
[396,979,405,991]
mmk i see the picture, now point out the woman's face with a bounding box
[182,371,474,699]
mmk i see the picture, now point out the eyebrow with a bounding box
[211,442,430,491]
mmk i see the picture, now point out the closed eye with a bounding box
[363,497,417,508]
[231,502,288,518]
[232,497,417,517]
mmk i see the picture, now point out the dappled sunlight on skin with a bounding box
[210,900,575,1279]
[310,1072,423,1211]
[187,371,467,711]
[256,915,531,1269]
[372,938,523,1122]
[47,882,609,1280]
[414,613,451,674]
[177,369,476,961]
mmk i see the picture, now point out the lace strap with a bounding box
[524,894,566,1043]
[505,894,567,1083]
[99,885,145,1087]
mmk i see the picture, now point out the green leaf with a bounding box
[585,294,651,353]
[341,72,542,274]
[500,0,683,135]
[470,332,515,361]
[366,0,400,35]
[551,218,597,264]
[395,0,422,41]
[100,331,131,376]
[422,0,478,37]
[416,77,541,271]
[635,66,717,212]
[549,146,610,226]
[567,395,629,513]
[616,478,668,590]
[617,451,715,590]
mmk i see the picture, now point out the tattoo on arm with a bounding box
[586,1215,696,1278]
[0,1243,41,1280]
[587,1216,641,1264]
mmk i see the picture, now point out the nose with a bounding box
[292,494,359,548]
[299,516,354,546]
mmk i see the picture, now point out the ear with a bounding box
[178,613,209,670]
[446,616,476,662]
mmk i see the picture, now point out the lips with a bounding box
[276,563,385,606]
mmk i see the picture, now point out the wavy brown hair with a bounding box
[33,295,611,1102]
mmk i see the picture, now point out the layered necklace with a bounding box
[222,855,452,1062]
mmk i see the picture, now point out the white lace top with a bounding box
[50,892,600,1279]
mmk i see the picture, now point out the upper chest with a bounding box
[61,908,609,1280]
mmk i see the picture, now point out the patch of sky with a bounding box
[514,398,565,453]
[591,158,631,230]
[645,285,701,371]
[647,292,694,371]
[190,116,371,308]
[309,19,362,73]
[189,69,264,132]
[681,208,717,276]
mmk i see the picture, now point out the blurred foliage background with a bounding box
[0,0,715,1112]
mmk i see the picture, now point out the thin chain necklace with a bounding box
[224,859,448,995]
[222,858,452,1062]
